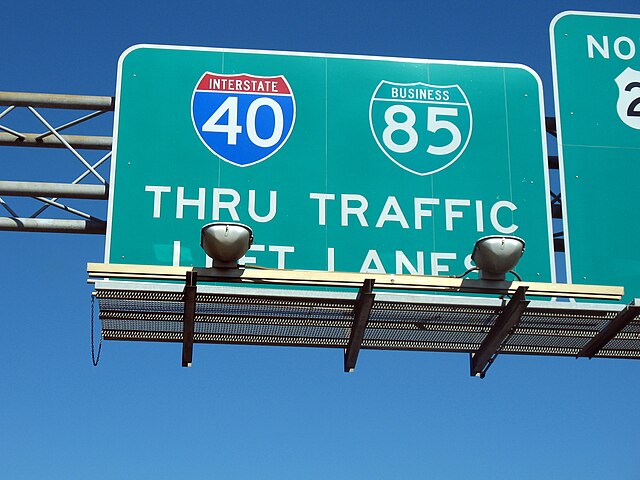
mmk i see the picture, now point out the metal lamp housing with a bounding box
[201,223,254,268]
[472,235,525,281]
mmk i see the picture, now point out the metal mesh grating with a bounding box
[95,281,640,360]
[196,300,353,322]
[518,309,614,331]
[99,298,185,314]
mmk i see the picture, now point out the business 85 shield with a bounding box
[370,81,472,176]
[192,73,296,167]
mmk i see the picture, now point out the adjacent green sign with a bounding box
[551,12,640,298]
[106,45,554,281]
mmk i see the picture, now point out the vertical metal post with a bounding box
[344,279,375,372]
[470,286,529,377]
[182,270,197,367]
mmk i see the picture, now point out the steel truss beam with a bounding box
[0,91,113,233]
[0,91,114,110]
[0,217,106,234]
[0,181,108,199]
[0,132,111,150]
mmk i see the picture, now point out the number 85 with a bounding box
[382,105,461,156]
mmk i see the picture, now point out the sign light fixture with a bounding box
[471,235,525,281]
[200,222,254,268]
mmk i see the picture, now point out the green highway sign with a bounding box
[106,44,555,281]
[551,12,640,298]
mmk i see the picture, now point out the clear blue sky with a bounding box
[1,1,639,479]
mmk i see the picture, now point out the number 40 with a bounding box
[202,96,285,148]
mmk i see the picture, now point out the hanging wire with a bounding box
[456,267,522,281]
[456,266,479,278]
[91,294,103,366]
[508,270,523,281]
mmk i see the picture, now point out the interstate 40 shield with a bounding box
[192,73,296,167]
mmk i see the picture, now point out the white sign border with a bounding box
[105,43,555,283]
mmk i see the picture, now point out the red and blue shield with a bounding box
[192,73,296,167]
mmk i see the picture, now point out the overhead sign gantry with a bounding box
[1,34,638,375]
[91,43,640,374]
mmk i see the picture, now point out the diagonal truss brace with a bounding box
[29,152,111,221]
[344,279,376,373]
[182,271,198,367]
[577,300,640,359]
[470,286,529,378]
[27,107,106,185]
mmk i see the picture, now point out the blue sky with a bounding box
[1,1,639,478]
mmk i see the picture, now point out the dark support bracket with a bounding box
[182,270,198,368]
[470,286,529,378]
[577,300,640,359]
[545,117,557,137]
[344,279,375,373]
